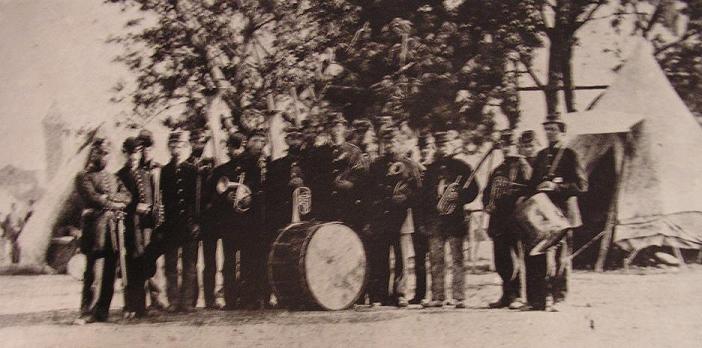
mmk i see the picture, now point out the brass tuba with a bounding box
[216,174,252,213]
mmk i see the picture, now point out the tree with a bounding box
[293,0,543,135]
[621,0,702,117]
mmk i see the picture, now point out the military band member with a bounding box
[267,125,308,232]
[75,139,131,324]
[421,131,479,308]
[187,129,217,309]
[408,133,433,305]
[161,130,201,312]
[524,113,587,311]
[205,132,248,310]
[367,127,421,307]
[116,137,153,318]
[228,129,269,309]
[136,129,168,311]
[482,131,531,309]
[518,130,539,169]
[321,114,368,229]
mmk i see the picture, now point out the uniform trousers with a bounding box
[143,228,167,307]
[202,236,240,308]
[412,232,429,301]
[124,253,146,314]
[525,237,570,309]
[428,218,466,302]
[367,209,406,304]
[492,233,520,303]
[164,239,199,309]
[81,250,118,320]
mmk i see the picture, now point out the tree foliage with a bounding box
[108,0,546,138]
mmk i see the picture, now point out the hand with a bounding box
[136,203,151,214]
[335,178,354,191]
[392,193,408,205]
[239,195,252,208]
[190,224,201,239]
[537,180,556,192]
[515,196,526,205]
[445,188,459,201]
[112,202,127,210]
[289,177,304,188]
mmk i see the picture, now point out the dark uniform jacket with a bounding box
[187,155,216,219]
[160,159,199,242]
[206,152,267,237]
[116,165,154,256]
[266,149,307,231]
[482,158,530,238]
[306,142,368,223]
[76,165,132,256]
[367,155,421,230]
[140,160,164,228]
[528,142,588,225]
[421,155,479,235]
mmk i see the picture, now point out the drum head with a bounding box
[303,223,366,310]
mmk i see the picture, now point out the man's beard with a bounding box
[92,158,107,170]
[192,147,204,158]
[288,144,302,154]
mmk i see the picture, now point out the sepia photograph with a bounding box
[1,0,701,347]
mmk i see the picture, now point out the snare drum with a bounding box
[268,221,367,310]
[515,193,571,255]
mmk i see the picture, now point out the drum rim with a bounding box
[267,221,315,308]
[302,222,367,311]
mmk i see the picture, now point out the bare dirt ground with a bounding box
[1,265,701,348]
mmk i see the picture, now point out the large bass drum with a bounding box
[515,193,571,256]
[268,221,367,310]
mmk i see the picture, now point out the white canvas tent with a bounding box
[566,41,702,268]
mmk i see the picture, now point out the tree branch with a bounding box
[575,0,607,30]
[519,56,546,91]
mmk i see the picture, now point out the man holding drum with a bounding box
[523,112,587,312]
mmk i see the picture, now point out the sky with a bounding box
[0,0,642,174]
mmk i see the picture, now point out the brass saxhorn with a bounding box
[291,186,312,223]
[216,174,252,213]
[387,161,405,177]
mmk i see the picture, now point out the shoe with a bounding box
[519,305,545,312]
[454,301,466,309]
[180,305,196,313]
[397,297,409,308]
[422,300,444,308]
[508,299,526,310]
[371,302,382,308]
[408,297,423,305]
[488,299,509,309]
[545,303,560,312]
[205,303,223,310]
[122,311,136,320]
[165,305,179,313]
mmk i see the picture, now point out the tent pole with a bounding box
[595,135,625,272]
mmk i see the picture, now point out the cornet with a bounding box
[216,174,252,213]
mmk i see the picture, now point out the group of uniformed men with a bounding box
[74,111,586,324]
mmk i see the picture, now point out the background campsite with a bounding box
[1,0,702,346]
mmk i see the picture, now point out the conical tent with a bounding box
[567,40,702,257]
